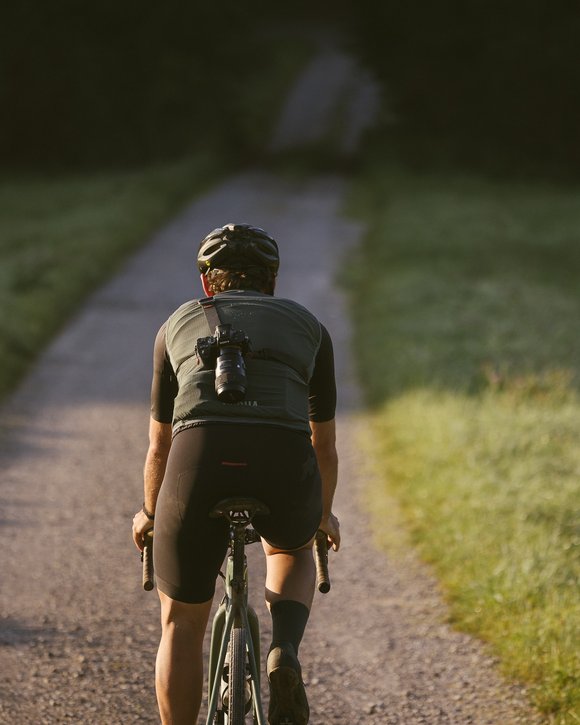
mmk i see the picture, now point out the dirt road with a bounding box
[0,49,541,725]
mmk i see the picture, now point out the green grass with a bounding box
[0,155,224,399]
[347,164,580,723]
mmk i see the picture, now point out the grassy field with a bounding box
[0,156,226,400]
[347,164,580,723]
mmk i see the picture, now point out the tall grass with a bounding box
[347,165,580,723]
[0,156,222,399]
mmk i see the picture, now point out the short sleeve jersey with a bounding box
[150,290,336,435]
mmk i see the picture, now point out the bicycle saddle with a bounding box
[210,497,270,522]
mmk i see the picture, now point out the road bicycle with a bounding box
[142,497,330,724]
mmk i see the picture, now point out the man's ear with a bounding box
[200,274,212,297]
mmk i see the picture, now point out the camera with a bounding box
[195,324,251,403]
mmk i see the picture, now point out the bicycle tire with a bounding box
[228,626,247,724]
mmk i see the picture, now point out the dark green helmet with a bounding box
[197,223,279,274]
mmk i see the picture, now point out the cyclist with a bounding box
[132,223,340,725]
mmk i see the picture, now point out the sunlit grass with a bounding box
[347,164,580,722]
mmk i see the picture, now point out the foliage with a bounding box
[346,2,580,177]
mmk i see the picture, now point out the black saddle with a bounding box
[209,497,270,524]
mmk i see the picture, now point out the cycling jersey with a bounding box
[150,290,336,434]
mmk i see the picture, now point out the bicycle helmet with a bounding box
[197,223,279,274]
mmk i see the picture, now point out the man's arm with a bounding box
[132,418,172,551]
[310,419,340,551]
[143,418,173,513]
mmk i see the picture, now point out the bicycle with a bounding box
[142,497,330,724]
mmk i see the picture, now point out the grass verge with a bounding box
[346,163,580,723]
[0,155,224,400]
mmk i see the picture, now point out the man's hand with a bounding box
[319,512,340,551]
[132,509,154,551]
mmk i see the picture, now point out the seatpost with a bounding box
[230,523,248,596]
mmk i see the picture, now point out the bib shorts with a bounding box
[153,423,322,603]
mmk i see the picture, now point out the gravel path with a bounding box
[0,172,541,724]
[0,45,542,725]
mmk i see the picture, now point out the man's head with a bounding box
[197,223,279,295]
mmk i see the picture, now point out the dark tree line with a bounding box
[0,2,285,169]
[348,1,580,176]
[2,2,578,176]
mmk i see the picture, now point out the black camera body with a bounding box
[195,324,251,403]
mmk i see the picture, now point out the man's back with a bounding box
[162,290,332,434]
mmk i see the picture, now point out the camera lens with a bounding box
[215,346,247,403]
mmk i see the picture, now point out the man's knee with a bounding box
[262,536,315,557]
[158,590,212,633]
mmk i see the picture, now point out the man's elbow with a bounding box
[148,420,173,456]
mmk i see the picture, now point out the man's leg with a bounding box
[263,540,315,725]
[263,540,316,654]
[156,590,212,725]
[263,540,316,610]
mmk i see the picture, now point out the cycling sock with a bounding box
[270,600,310,655]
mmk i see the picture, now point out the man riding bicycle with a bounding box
[132,223,340,725]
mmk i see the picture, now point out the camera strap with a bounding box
[198,296,222,334]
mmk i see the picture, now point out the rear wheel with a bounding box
[228,627,247,724]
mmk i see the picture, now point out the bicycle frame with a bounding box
[206,514,267,725]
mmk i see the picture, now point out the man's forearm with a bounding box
[143,419,173,514]
[143,448,169,514]
[310,419,338,522]
[315,446,338,521]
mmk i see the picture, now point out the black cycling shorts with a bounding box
[153,424,322,603]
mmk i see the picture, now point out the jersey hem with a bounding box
[172,419,311,439]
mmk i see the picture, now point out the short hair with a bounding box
[204,266,276,295]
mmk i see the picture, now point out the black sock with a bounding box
[270,600,310,655]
